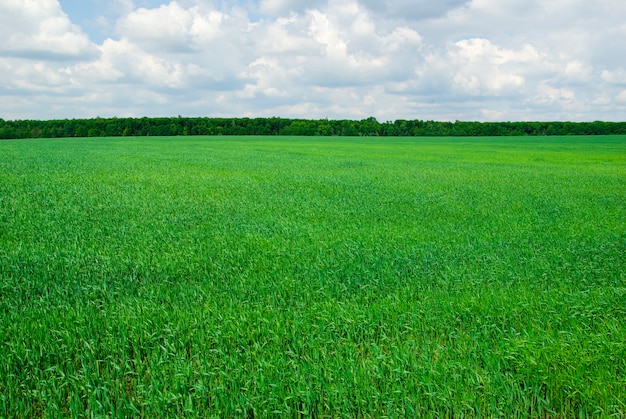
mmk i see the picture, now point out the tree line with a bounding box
[1,116,625,139]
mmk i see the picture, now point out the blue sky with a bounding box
[59,0,172,42]
[2,0,626,121]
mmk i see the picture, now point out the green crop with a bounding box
[1,135,625,417]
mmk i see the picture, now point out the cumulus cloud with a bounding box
[1,0,626,120]
[602,68,626,86]
[116,2,226,52]
[0,0,96,59]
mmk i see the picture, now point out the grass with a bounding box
[1,135,625,417]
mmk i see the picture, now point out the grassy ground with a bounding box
[1,135,625,417]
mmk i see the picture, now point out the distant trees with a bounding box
[1,117,626,139]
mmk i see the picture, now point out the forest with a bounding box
[1,116,625,139]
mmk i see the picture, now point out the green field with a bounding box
[1,135,625,417]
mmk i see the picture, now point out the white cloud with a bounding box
[308,9,347,60]
[534,83,577,108]
[448,39,533,95]
[239,57,292,98]
[116,2,226,52]
[256,14,313,53]
[602,68,626,85]
[0,0,96,59]
[564,61,592,79]
[617,90,626,103]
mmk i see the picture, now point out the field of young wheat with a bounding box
[1,135,625,416]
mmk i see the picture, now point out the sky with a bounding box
[1,0,626,121]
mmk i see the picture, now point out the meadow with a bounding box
[0,135,625,417]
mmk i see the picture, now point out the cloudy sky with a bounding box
[1,0,626,121]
